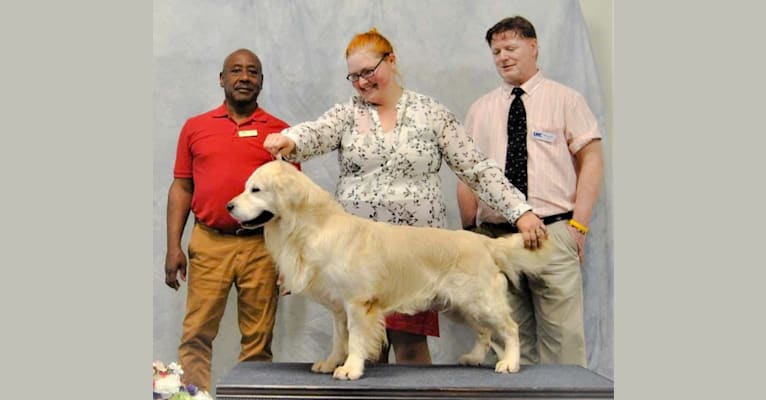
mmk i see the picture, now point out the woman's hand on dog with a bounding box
[264,133,296,158]
[515,211,547,250]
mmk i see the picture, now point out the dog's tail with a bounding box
[487,234,553,289]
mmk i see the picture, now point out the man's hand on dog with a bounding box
[515,211,547,250]
[164,249,187,290]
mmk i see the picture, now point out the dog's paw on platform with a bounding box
[494,359,520,373]
[311,359,341,374]
[457,353,485,366]
[333,364,364,380]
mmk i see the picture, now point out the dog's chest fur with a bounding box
[264,219,348,306]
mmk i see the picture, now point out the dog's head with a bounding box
[227,160,305,229]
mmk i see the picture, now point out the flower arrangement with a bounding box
[153,361,214,400]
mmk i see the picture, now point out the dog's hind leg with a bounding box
[471,310,521,373]
[468,275,521,373]
[480,291,521,373]
[447,271,506,367]
[444,307,491,366]
[312,306,348,374]
[333,299,385,380]
[458,327,491,366]
[493,314,521,373]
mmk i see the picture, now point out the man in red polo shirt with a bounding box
[163,48,298,392]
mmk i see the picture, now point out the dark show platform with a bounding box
[216,362,614,399]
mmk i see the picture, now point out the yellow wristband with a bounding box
[569,219,589,235]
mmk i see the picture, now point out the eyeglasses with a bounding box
[346,53,390,82]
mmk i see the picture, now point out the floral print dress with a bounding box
[281,89,530,336]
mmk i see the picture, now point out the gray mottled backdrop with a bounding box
[153,0,614,390]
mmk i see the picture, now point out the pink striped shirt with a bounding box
[464,71,601,223]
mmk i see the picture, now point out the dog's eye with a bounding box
[251,187,260,193]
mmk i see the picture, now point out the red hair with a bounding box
[345,28,394,58]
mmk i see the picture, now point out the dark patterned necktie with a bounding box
[504,87,527,197]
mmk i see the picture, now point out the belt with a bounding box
[480,211,573,234]
[196,221,263,237]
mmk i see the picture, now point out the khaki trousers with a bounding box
[178,223,278,391]
[478,220,586,366]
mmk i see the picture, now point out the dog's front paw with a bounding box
[333,365,363,380]
[311,359,341,374]
[458,353,484,366]
[494,359,520,373]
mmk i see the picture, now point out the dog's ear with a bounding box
[265,162,310,211]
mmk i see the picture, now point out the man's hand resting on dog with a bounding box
[165,248,187,290]
[515,211,547,250]
[264,134,296,158]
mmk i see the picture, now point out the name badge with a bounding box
[238,129,259,137]
[532,131,555,143]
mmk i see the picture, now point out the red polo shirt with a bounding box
[173,102,298,231]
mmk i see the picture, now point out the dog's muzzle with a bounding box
[240,210,275,228]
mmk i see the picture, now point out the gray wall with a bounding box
[153,0,614,390]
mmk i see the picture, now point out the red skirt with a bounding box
[385,310,439,337]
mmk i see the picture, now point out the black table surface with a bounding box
[216,362,614,399]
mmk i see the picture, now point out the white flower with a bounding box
[154,373,182,395]
[153,360,168,373]
[167,361,184,376]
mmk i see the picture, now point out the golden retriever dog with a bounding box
[227,160,550,380]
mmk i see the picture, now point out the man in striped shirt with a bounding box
[457,15,604,367]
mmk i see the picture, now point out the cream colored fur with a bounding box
[227,160,551,380]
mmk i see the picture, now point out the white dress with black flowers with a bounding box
[281,89,530,229]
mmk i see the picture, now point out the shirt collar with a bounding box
[501,69,544,99]
[211,102,229,118]
[212,101,268,123]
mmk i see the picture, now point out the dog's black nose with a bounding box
[226,203,234,212]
